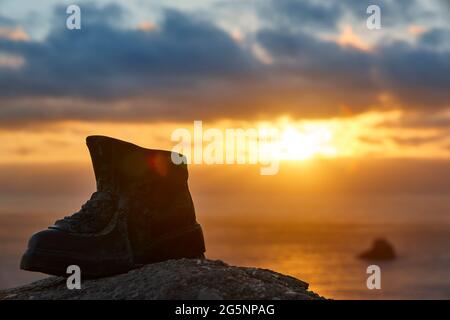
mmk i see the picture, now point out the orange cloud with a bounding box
[230,29,245,43]
[408,25,427,36]
[0,26,30,41]
[137,21,158,32]
[251,43,273,65]
[335,25,371,52]
[0,53,25,69]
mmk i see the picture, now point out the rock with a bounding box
[0,259,324,300]
[358,238,396,261]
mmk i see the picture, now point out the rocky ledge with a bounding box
[0,259,324,300]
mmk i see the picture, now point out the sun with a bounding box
[274,124,337,160]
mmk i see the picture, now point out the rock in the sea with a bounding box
[0,259,324,300]
[358,238,396,261]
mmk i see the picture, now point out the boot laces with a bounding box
[63,191,114,222]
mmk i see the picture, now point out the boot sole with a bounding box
[20,224,206,278]
[20,248,133,278]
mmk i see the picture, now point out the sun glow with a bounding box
[281,125,336,160]
[260,123,337,161]
[1,111,448,165]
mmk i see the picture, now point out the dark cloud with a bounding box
[389,135,446,146]
[0,14,15,26]
[419,28,450,48]
[257,28,378,108]
[0,2,450,126]
[0,4,257,99]
[262,0,342,30]
[378,111,450,129]
[376,37,450,109]
[257,26,450,112]
[266,0,436,31]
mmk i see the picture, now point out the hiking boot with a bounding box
[20,135,205,277]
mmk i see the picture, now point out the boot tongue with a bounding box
[86,136,116,192]
[51,191,117,233]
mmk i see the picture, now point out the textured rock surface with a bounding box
[0,259,324,300]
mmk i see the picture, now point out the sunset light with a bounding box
[1,0,450,303]
[276,125,337,160]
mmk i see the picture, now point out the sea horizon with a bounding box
[2,212,450,299]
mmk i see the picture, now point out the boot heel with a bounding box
[139,224,206,264]
[170,224,206,259]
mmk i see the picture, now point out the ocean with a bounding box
[1,213,450,299]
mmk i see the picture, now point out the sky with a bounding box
[0,0,449,221]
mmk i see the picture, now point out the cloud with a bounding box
[256,27,379,111]
[0,11,30,41]
[0,26,29,41]
[0,2,449,126]
[0,14,15,26]
[0,4,257,100]
[0,53,25,69]
[378,110,450,129]
[419,28,450,50]
[376,36,450,109]
[257,25,450,112]
[389,135,447,146]
[265,0,440,31]
[337,0,434,27]
[261,0,342,30]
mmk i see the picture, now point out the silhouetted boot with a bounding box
[20,136,205,277]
